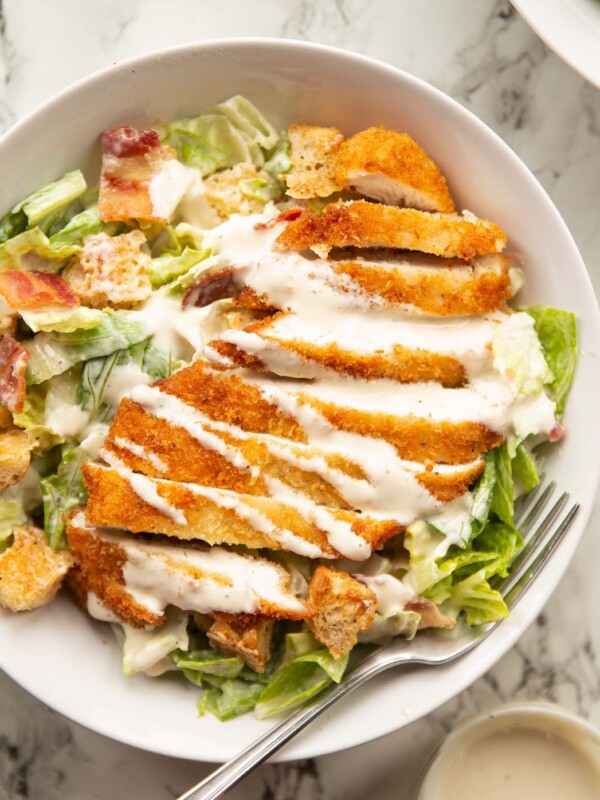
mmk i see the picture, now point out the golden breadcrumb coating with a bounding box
[333,126,455,213]
[275,201,507,259]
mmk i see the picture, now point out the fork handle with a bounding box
[177,650,398,800]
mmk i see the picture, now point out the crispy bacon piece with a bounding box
[101,127,160,158]
[182,267,240,309]
[254,207,303,230]
[99,126,189,223]
[0,335,29,413]
[549,420,566,443]
[0,270,79,310]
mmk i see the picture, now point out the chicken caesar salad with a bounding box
[0,96,577,721]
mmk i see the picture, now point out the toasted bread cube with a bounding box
[306,566,377,658]
[208,613,274,673]
[285,124,344,199]
[204,163,267,221]
[0,428,33,492]
[0,526,73,612]
[63,230,151,309]
[333,127,456,213]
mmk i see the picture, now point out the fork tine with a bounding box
[508,491,569,576]
[502,503,579,609]
[513,474,546,526]
[518,480,556,537]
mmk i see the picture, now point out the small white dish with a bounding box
[0,38,600,763]
[511,0,600,89]
[418,702,600,799]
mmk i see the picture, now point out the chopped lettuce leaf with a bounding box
[492,311,553,398]
[263,134,292,190]
[448,570,509,626]
[490,443,514,527]
[524,306,577,415]
[40,443,88,548]
[0,171,87,245]
[513,441,540,494]
[174,649,245,679]
[162,95,278,176]
[12,384,64,451]
[19,170,87,228]
[240,172,281,204]
[360,611,420,643]
[198,679,265,722]
[254,635,348,719]
[0,496,27,551]
[49,204,120,247]
[25,312,150,384]
[0,227,80,272]
[469,455,495,536]
[21,306,104,334]
[149,247,209,288]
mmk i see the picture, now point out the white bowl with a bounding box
[1,38,599,763]
[511,0,600,89]
[418,702,600,798]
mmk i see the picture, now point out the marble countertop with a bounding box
[2,0,600,797]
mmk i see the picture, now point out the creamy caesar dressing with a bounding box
[87,591,120,623]
[112,437,168,473]
[98,206,557,581]
[425,726,600,800]
[102,363,152,408]
[149,160,194,220]
[127,383,471,527]
[354,573,415,616]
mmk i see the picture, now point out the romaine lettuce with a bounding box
[492,311,553,398]
[254,633,348,719]
[149,247,209,288]
[524,306,577,415]
[0,170,87,244]
[21,306,104,334]
[40,443,88,548]
[0,228,80,272]
[12,385,64,452]
[198,679,265,722]
[49,205,120,247]
[25,313,149,384]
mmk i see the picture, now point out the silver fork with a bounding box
[177,481,579,800]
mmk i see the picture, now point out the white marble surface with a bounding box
[1,1,600,798]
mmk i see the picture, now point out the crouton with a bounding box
[275,201,507,260]
[204,163,269,221]
[63,230,151,309]
[0,406,13,430]
[285,124,344,199]
[208,613,274,672]
[0,428,33,492]
[333,127,455,213]
[0,526,73,612]
[306,566,377,657]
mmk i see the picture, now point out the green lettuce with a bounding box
[162,95,278,176]
[40,443,88,548]
[121,610,189,676]
[12,384,64,452]
[198,679,265,722]
[492,311,553,399]
[0,170,87,244]
[524,306,577,415]
[512,441,540,494]
[174,649,245,680]
[77,338,172,420]
[0,470,43,552]
[0,227,80,272]
[448,571,509,626]
[21,306,104,334]
[149,247,209,288]
[254,632,348,719]
[49,204,120,247]
[25,312,150,384]
[263,134,292,190]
